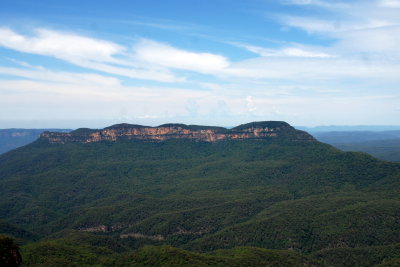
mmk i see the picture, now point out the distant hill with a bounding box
[0,129,71,154]
[312,130,400,144]
[313,131,400,162]
[0,121,399,266]
[299,125,400,132]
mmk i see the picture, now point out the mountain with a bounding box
[298,125,400,132]
[0,121,399,266]
[40,121,313,143]
[313,131,400,162]
[0,129,71,155]
[312,130,400,144]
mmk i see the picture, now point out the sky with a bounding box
[0,0,399,128]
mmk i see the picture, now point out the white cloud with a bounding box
[1,22,399,95]
[0,28,122,62]
[282,48,333,58]
[283,0,349,8]
[211,52,400,83]
[337,26,400,55]
[235,43,333,58]
[379,0,400,7]
[281,16,343,33]
[0,77,219,122]
[1,2,400,126]
[70,59,184,82]
[0,66,121,87]
[1,73,399,126]
[246,96,257,112]
[0,28,234,82]
[0,28,182,83]
[134,39,230,73]
[281,16,361,33]
[268,0,400,81]
[266,3,400,111]
[279,0,400,36]
[282,15,396,34]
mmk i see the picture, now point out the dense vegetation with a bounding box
[0,124,399,266]
[331,139,400,162]
[20,236,319,267]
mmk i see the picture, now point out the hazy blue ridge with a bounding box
[0,129,71,155]
[312,131,400,162]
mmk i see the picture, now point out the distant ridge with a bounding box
[298,125,400,132]
[0,128,71,154]
[40,121,314,143]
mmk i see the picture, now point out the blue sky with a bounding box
[0,0,399,128]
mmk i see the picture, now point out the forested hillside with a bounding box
[1,122,399,266]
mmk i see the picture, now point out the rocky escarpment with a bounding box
[40,121,315,144]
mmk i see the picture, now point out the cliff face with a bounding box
[40,121,315,144]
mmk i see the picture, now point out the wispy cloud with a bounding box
[233,43,334,58]
[1,22,399,88]
[0,28,182,82]
[0,66,121,87]
[253,0,400,81]
[0,28,122,62]
[282,0,350,9]
[111,18,192,31]
[134,39,230,73]
[280,15,396,34]
[1,0,400,126]
[0,28,235,82]
[379,0,400,8]
[279,0,400,35]
[219,56,400,82]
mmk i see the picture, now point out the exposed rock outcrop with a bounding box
[40,121,315,144]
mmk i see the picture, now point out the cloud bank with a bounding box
[0,0,399,126]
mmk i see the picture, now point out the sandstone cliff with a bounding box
[40,121,315,144]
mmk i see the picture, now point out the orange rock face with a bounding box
[40,122,314,144]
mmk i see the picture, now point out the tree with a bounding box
[0,235,22,267]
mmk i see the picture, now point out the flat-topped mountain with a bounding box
[1,120,399,266]
[40,121,314,143]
